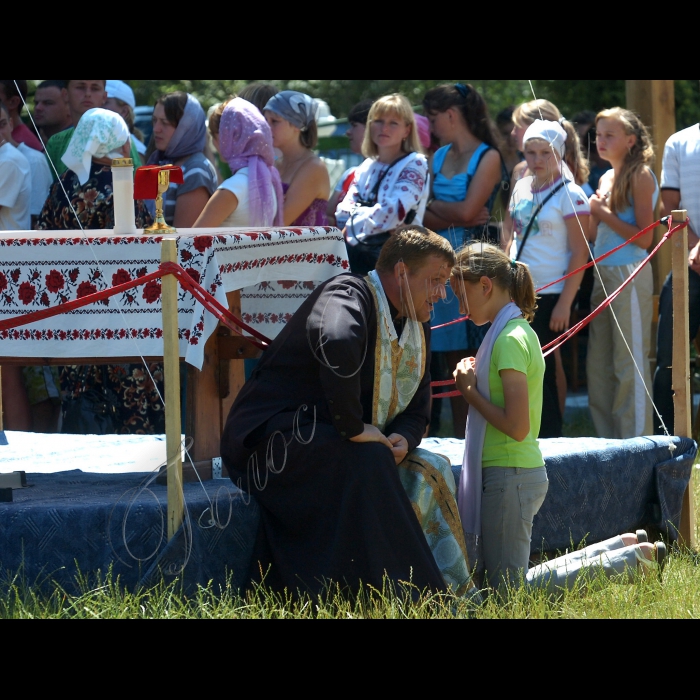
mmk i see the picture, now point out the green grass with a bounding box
[2,471,698,619]
[1,431,697,619]
[1,548,698,619]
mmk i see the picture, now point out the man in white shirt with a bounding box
[0,102,34,431]
[0,101,32,231]
[654,123,700,435]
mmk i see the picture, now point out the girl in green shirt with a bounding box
[451,243,667,592]
[451,243,547,589]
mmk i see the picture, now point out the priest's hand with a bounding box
[387,434,409,465]
[349,425,394,450]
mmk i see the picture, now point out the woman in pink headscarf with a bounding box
[195,98,284,228]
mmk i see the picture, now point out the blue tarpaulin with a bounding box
[0,435,695,594]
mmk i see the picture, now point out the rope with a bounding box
[541,219,687,358]
[429,217,668,332]
[431,219,689,398]
[0,262,270,352]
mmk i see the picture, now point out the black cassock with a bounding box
[221,274,446,595]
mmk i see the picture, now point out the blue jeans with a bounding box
[653,270,700,435]
[481,466,549,589]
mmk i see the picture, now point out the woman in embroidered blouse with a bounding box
[264,91,330,227]
[336,94,430,276]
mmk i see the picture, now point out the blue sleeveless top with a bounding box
[431,143,495,353]
[596,170,659,267]
[432,143,495,247]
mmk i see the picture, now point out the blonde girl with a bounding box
[451,243,667,591]
[336,94,430,275]
[511,100,590,188]
[503,102,591,424]
[509,120,590,439]
[587,108,657,439]
[451,243,547,588]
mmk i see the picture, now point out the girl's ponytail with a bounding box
[511,261,537,323]
[453,243,538,323]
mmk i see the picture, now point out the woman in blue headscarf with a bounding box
[149,92,218,227]
[264,91,330,226]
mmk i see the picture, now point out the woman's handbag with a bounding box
[62,366,120,436]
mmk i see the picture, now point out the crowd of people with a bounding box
[0,79,698,448]
[1,78,694,597]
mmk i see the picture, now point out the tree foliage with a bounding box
[28,79,699,128]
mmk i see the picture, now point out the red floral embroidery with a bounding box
[185,268,201,285]
[112,269,132,287]
[10,269,21,284]
[142,281,162,304]
[77,282,98,299]
[45,270,66,294]
[194,236,213,253]
[18,282,36,306]
[0,272,7,293]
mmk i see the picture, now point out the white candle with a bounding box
[111,159,139,235]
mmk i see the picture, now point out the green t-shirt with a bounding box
[46,129,142,180]
[482,319,546,469]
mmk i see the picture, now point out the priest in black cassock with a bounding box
[222,227,475,597]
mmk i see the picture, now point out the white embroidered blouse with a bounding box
[335,153,430,245]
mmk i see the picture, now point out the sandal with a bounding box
[654,542,668,580]
[635,541,668,582]
[636,530,649,544]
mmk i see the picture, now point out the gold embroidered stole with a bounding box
[366,272,426,433]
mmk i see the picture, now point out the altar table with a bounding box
[0,227,348,463]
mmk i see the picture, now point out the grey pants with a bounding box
[482,466,549,589]
[527,536,648,593]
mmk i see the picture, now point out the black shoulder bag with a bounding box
[515,181,568,262]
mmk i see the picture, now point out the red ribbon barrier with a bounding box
[540,219,688,358]
[430,218,688,398]
[430,218,666,333]
[0,262,270,352]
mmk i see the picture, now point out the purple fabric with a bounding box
[219,98,284,227]
[148,94,208,166]
[414,114,432,151]
[282,183,329,226]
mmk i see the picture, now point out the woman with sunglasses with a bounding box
[422,83,505,437]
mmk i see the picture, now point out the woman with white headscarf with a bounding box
[264,91,330,226]
[36,108,152,231]
[509,120,591,438]
[35,109,161,437]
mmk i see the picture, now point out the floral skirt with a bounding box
[60,363,165,435]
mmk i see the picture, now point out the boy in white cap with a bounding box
[105,80,147,161]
